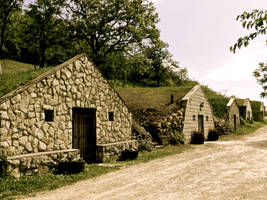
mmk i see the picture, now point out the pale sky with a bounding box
[152,0,267,103]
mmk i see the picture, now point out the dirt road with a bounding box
[23,127,267,200]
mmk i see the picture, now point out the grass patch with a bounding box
[107,144,191,166]
[202,85,229,118]
[220,121,267,141]
[0,59,52,97]
[0,144,190,199]
[116,83,197,114]
[0,164,119,200]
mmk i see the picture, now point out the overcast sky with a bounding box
[152,0,267,103]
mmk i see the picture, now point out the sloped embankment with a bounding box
[116,85,196,145]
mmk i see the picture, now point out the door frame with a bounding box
[198,114,204,134]
[72,107,96,162]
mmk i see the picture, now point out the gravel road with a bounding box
[23,126,267,200]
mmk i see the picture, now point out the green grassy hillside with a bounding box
[117,84,229,119]
[116,82,197,114]
[202,86,230,118]
[0,59,52,97]
[0,59,229,119]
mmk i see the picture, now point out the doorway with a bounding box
[198,115,204,134]
[72,108,96,162]
[233,114,237,130]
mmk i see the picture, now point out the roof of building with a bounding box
[227,97,237,107]
[236,98,250,107]
[181,84,201,101]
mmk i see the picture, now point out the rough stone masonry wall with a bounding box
[7,149,80,178]
[0,55,135,172]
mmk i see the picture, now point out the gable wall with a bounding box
[227,101,240,129]
[245,101,252,121]
[0,55,133,158]
[182,87,214,143]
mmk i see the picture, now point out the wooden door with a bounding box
[72,108,96,162]
[234,114,237,130]
[198,115,204,134]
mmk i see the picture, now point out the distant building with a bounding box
[181,85,215,143]
[236,98,253,121]
[226,98,240,130]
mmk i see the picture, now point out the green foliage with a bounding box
[144,39,179,87]
[0,0,23,59]
[0,59,51,97]
[202,86,229,118]
[138,139,154,152]
[235,121,267,136]
[230,9,267,53]
[65,0,160,68]
[24,0,66,67]
[253,61,267,98]
[168,131,185,145]
[250,100,264,121]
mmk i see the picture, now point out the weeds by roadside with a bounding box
[0,164,119,200]
[220,121,267,141]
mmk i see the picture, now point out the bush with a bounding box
[56,161,85,174]
[138,139,154,152]
[119,150,138,161]
[208,129,219,141]
[169,131,185,145]
[191,131,204,144]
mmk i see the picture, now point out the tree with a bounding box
[0,0,23,59]
[230,9,267,98]
[253,61,267,98]
[65,0,160,70]
[24,0,64,67]
[144,39,179,87]
[230,9,266,53]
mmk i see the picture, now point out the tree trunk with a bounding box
[0,61,2,75]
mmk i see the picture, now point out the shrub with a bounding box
[191,131,204,144]
[0,148,7,177]
[56,161,85,174]
[169,131,185,145]
[119,150,138,161]
[208,129,219,141]
[138,139,154,152]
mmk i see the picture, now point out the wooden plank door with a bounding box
[234,114,237,130]
[72,108,96,162]
[198,115,204,134]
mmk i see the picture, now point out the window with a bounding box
[109,112,114,121]
[206,116,209,121]
[192,115,196,121]
[45,110,54,122]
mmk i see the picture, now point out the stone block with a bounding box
[43,104,53,110]
[38,141,47,151]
